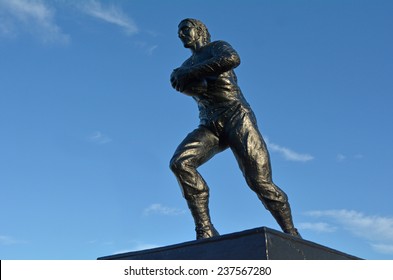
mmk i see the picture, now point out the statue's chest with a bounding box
[184,51,212,66]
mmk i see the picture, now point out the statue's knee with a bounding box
[169,156,179,173]
[250,180,288,203]
[169,156,188,174]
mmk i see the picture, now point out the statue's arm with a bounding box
[170,58,194,92]
[191,41,241,78]
[170,41,240,92]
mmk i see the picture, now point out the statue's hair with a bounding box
[179,18,211,45]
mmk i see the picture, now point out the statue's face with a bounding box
[178,21,199,49]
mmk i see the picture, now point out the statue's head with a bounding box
[178,18,211,48]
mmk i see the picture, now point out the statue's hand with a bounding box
[170,69,179,91]
[170,67,194,92]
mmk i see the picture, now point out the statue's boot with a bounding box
[187,193,220,239]
[268,202,302,238]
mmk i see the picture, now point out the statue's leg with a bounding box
[170,126,223,239]
[227,109,301,238]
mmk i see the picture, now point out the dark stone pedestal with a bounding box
[98,227,360,260]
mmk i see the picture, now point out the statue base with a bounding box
[98,227,360,260]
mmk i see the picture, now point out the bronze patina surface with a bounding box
[170,19,301,240]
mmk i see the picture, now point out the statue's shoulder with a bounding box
[209,40,232,47]
[206,40,236,53]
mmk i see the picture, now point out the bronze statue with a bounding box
[170,18,301,239]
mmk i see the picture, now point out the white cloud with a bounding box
[298,222,337,233]
[371,243,393,255]
[354,154,364,159]
[111,242,159,255]
[0,16,14,36]
[88,131,112,144]
[80,0,138,35]
[0,0,70,44]
[0,235,25,245]
[337,153,364,162]
[306,209,393,254]
[265,139,314,162]
[134,41,159,56]
[131,243,157,251]
[143,203,186,216]
[146,45,158,56]
[337,153,346,162]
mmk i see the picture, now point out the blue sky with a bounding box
[0,0,392,260]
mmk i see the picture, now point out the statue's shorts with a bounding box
[170,103,288,208]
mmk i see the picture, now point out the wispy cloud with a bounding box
[0,0,70,44]
[337,153,346,162]
[131,243,158,251]
[0,14,13,36]
[86,239,114,246]
[80,0,138,35]
[371,244,393,254]
[88,131,112,144]
[298,222,337,233]
[265,138,314,162]
[134,41,159,56]
[0,235,26,245]
[89,238,159,255]
[337,153,364,162]
[146,45,158,56]
[306,209,393,255]
[143,203,186,216]
[113,243,158,255]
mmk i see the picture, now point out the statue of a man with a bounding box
[170,18,301,239]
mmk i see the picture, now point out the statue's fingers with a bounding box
[172,80,179,91]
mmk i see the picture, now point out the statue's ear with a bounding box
[196,27,204,41]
